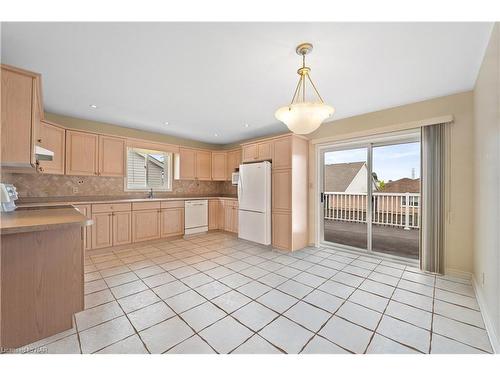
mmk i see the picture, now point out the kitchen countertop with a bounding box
[16,195,238,208]
[0,207,93,235]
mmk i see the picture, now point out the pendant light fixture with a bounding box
[275,43,334,134]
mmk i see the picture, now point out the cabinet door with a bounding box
[179,148,196,179]
[226,149,241,180]
[224,204,233,232]
[272,212,292,250]
[272,137,292,169]
[257,141,272,160]
[196,150,212,180]
[231,206,239,233]
[211,152,227,181]
[242,144,258,162]
[91,212,113,249]
[272,169,292,211]
[218,200,226,230]
[132,210,161,242]
[113,211,132,246]
[38,121,65,174]
[65,130,98,176]
[99,135,125,177]
[74,204,92,250]
[160,208,184,237]
[1,68,35,167]
[208,200,219,230]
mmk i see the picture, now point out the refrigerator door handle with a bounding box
[237,170,243,204]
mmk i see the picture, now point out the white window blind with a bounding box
[125,148,172,191]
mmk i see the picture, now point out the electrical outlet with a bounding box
[482,272,485,286]
[73,187,79,194]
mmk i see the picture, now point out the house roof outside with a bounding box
[382,178,420,193]
[324,162,365,192]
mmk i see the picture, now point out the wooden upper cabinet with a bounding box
[1,65,42,168]
[211,152,227,181]
[196,150,212,180]
[242,144,258,162]
[38,121,65,174]
[257,141,272,160]
[99,135,125,177]
[226,149,241,180]
[65,130,98,176]
[179,147,196,180]
[272,136,292,169]
[242,141,272,162]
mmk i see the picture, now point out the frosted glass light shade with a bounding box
[275,102,335,134]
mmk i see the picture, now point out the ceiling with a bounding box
[1,22,493,144]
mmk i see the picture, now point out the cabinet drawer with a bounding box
[221,199,238,207]
[92,203,131,213]
[161,200,185,209]
[132,201,161,211]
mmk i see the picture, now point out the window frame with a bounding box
[124,147,173,192]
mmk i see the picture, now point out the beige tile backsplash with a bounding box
[1,172,237,200]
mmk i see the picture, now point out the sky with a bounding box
[324,142,420,182]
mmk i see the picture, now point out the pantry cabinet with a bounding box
[38,120,65,174]
[99,135,125,177]
[1,65,43,168]
[211,152,227,181]
[65,130,99,176]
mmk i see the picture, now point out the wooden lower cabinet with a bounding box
[208,199,220,230]
[112,211,132,246]
[91,212,113,249]
[272,211,292,250]
[132,209,161,242]
[160,208,184,238]
[222,200,238,233]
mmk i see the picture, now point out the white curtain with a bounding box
[420,123,448,274]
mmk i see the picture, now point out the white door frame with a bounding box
[315,129,421,264]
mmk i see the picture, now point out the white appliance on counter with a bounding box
[238,161,271,245]
[0,183,18,212]
[184,200,208,235]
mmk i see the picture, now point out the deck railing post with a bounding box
[404,192,410,230]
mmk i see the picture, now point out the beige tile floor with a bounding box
[19,232,492,354]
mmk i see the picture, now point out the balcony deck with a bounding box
[324,219,419,259]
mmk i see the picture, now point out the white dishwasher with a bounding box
[184,200,208,235]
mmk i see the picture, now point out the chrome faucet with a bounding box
[148,188,154,199]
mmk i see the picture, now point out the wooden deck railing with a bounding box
[323,192,420,230]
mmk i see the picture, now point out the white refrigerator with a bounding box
[237,161,271,245]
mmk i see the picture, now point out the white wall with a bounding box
[472,22,500,352]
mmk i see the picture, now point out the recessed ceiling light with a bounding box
[244,123,249,128]
[164,121,169,125]
[214,133,219,137]
[89,104,98,109]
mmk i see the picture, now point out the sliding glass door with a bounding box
[320,133,420,261]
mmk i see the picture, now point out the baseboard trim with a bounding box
[472,274,500,354]
[444,268,472,280]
